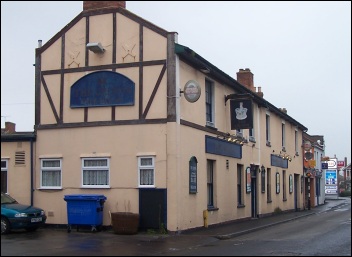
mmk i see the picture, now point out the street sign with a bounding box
[322,163,328,169]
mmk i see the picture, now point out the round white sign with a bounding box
[184,80,201,103]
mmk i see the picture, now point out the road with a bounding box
[1,198,350,256]
[159,200,351,256]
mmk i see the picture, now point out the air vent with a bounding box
[15,151,25,165]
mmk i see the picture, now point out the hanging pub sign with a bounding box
[230,98,253,130]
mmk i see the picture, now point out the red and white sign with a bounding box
[337,161,345,168]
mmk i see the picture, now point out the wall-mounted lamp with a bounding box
[274,152,292,162]
[217,133,247,146]
[260,165,266,173]
[86,42,105,53]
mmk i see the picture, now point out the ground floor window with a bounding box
[1,159,8,193]
[207,160,215,208]
[267,168,272,202]
[237,164,244,206]
[41,159,62,189]
[82,158,110,188]
[138,156,155,187]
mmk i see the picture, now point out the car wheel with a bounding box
[25,227,39,232]
[1,217,11,235]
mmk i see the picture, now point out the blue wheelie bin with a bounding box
[64,194,107,233]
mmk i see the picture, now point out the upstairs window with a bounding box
[205,79,215,127]
[266,114,271,146]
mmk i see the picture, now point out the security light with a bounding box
[86,42,105,53]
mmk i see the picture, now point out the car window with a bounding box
[1,193,18,204]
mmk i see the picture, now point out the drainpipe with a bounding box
[30,138,34,206]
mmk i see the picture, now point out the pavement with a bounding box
[2,196,350,256]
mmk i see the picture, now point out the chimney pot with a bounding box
[5,122,16,133]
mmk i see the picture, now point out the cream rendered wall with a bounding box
[1,141,33,205]
[257,108,304,214]
[40,74,61,125]
[64,19,86,69]
[173,58,304,230]
[41,38,62,71]
[88,14,113,66]
[35,124,167,225]
[116,14,139,63]
[35,10,169,226]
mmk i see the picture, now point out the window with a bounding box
[289,174,293,194]
[41,159,62,189]
[249,128,255,142]
[266,114,271,146]
[315,177,320,196]
[261,167,266,193]
[282,122,286,150]
[237,164,244,206]
[138,156,155,187]
[82,158,110,188]
[1,159,8,193]
[276,172,280,194]
[295,129,298,155]
[267,168,272,202]
[207,160,214,208]
[205,79,215,127]
[283,170,287,201]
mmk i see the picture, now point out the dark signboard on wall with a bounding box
[271,154,288,168]
[189,156,198,194]
[230,99,253,130]
[205,136,242,159]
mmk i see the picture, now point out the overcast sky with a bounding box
[1,1,351,163]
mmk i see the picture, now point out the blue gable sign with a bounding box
[70,71,135,108]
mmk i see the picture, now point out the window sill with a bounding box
[81,186,111,189]
[267,200,272,203]
[207,207,219,211]
[237,204,245,208]
[38,187,63,190]
[138,185,156,188]
[283,198,287,202]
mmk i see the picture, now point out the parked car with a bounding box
[1,192,47,235]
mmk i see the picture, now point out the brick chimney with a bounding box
[237,68,255,92]
[83,1,126,12]
[5,121,16,133]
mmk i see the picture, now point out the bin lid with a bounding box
[64,194,107,201]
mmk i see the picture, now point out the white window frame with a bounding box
[40,159,62,189]
[249,127,256,142]
[266,112,271,145]
[81,158,110,188]
[281,121,286,150]
[1,159,8,193]
[295,129,299,155]
[205,79,215,127]
[138,156,155,188]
